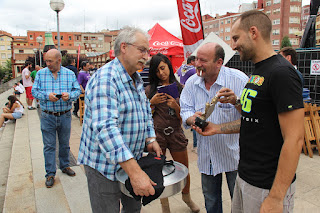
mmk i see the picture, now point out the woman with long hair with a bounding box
[0,95,24,130]
[145,53,199,213]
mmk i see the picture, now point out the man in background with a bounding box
[22,61,35,110]
[279,47,304,87]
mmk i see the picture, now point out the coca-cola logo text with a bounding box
[180,0,202,33]
[153,41,183,47]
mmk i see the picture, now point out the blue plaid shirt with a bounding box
[77,58,156,181]
[32,66,81,112]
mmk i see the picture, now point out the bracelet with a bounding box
[146,138,156,146]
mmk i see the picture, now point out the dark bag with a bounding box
[125,153,172,205]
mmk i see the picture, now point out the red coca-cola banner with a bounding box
[176,0,204,58]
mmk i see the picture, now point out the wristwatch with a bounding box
[146,138,156,146]
[234,96,241,107]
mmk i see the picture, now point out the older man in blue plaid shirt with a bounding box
[32,49,81,188]
[78,27,161,213]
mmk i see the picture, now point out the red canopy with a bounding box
[148,23,184,72]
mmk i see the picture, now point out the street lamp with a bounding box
[33,48,38,66]
[50,0,65,51]
[36,36,43,67]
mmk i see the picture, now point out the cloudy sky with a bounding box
[0,0,310,37]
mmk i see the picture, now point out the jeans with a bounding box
[40,110,72,177]
[201,171,237,213]
[192,129,197,148]
[84,165,142,213]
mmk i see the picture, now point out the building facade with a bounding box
[0,31,13,66]
[202,0,303,50]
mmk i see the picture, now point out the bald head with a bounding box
[45,49,62,73]
[46,49,61,60]
[198,43,225,62]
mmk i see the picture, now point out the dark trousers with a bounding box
[84,165,142,213]
[73,99,79,114]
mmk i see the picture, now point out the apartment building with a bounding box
[301,5,310,31]
[202,0,303,50]
[0,31,13,66]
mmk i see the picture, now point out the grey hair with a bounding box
[114,26,149,57]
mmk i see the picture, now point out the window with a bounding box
[30,43,33,46]
[266,10,271,15]
[272,40,279,45]
[273,0,281,4]
[273,8,280,14]
[0,38,3,41]
[91,44,96,48]
[273,19,280,25]
[220,28,224,33]
[289,38,299,45]
[209,25,213,29]
[69,44,72,46]
[226,19,231,24]
[61,36,63,40]
[266,1,271,6]
[1,53,6,59]
[29,35,33,40]
[221,21,223,25]
[7,45,11,50]
[0,45,5,50]
[204,26,208,29]
[272,29,280,35]
[19,50,24,53]
[290,0,301,2]
[290,6,300,13]
[225,36,230,41]
[68,36,72,40]
[289,28,299,34]
[225,28,230,32]
[54,36,57,40]
[98,37,103,41]
[7,53,11,58]
[289,17,300,24]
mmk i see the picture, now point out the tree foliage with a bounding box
[281,36,292,49]
[0,60,13,83]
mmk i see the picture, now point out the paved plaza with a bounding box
[0,89,320,212]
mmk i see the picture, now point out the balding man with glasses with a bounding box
[78,27,162,213]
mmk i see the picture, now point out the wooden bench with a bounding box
[79,94,85,125]
[303,102,320,158]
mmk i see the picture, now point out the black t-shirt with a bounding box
[238,54,303,189]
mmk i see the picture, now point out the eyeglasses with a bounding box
[126,43,150,55]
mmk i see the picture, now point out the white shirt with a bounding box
[180,66,249,176]
[22,68,33,87]
[13,101,24,114]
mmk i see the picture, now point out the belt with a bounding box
[156,126,175,136]
[42,109,71,116]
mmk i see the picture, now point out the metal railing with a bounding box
[226,48,320,104]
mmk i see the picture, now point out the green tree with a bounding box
[0,60,13,83]
[281,36,292,49]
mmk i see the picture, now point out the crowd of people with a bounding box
[4,9,305,213]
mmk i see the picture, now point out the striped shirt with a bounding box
[77,58,156,181]
[32,66,81,112]
[180,66,249,176]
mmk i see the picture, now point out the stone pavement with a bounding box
[0,88,320,212]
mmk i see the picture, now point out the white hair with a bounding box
[114,26,149,57]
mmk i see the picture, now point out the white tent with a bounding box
[191,32,236,65]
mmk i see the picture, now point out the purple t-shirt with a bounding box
[77,71,91,90]
[177,64,196,85]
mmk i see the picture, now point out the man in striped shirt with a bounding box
[180,42,248,213]
[32,49,81,188]
[77,27,161,213]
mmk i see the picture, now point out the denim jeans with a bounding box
[192,129,197,148]
[40,110,72,177]
[201,171,237,213]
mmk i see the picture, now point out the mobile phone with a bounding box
[55,94,62,99]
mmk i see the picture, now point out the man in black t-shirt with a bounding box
[193,10,304,213]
